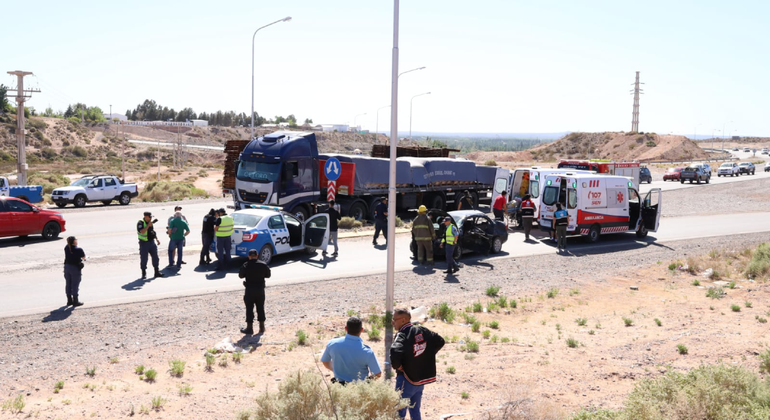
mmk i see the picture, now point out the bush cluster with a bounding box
[138,181,208,202]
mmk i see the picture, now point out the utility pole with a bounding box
[630,71,643,133]
[6,71,41,186]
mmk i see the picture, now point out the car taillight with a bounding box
[242,232,257,242]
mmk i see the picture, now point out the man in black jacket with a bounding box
[390,308,445,420]
[238,249,271,335]
[323,200,342,257]
[199,209,216,265]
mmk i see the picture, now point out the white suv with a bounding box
[718,162,740,177]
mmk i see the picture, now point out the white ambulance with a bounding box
[539,173,662,243]
[508,167,596,221]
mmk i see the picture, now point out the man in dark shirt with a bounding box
[137,211,164,280]
[239,249,271,334]
[199,208,216,265]
[372,197,388,246]
[323,200,342,257]
[63,236,86,307]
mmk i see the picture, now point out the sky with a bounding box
[2,0,769,137]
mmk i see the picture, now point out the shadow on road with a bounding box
[0,236,62,249]
[42,306,73,322]
[550,234,672,257]
[235,334,264,350]
[122,275,157,291]
[411,264,437,275]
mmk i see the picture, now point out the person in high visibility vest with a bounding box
[214,208,235,271]
[520,194,537,242]
[137,211,165,280]
[411,205,436,266]
[554,202,569,253]
[439,217,460,274]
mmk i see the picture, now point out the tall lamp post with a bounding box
[409,92,431,141]
[251,16,292,140]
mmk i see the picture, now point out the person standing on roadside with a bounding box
[390,308,445,420]
[214,208,234,270]
[323,200,341,257]
[492,190,507,220]
[63,236,86,307]
[137,211,164,280]
[457,190,474,210]
[439,217,460,274]
[239,249,271,334]
[167,205,189,246]
[321,316,382,384]
[520,194,537,241]
[199,209,216,265]
[411,205,436,266]
[372,197,388,246]
[167,212,190,268]
[554,203,569,252]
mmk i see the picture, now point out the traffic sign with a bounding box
[324,158,341,182]
[327,180,336,202]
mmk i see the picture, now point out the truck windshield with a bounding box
[542,186,558,206]
[237,161,280,183]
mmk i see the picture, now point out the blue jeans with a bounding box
[216,236,231,269]
[168,239,184,267]
[396,374,423,420]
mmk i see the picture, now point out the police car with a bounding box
[210,205,330,264]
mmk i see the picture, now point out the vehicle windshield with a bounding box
[720,163,732,168]
[237,161,280,183]
[71,178,92,187]
[739,163,749,166]
[542,186,559,206]
[232,213,262,228]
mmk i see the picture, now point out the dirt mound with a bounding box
[529,132,710,162]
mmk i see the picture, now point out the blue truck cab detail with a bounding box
[0,176,44,203]
[235,132,319,213]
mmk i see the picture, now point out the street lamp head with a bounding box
[282,16,292,22]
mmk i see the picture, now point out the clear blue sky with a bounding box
[3,0,768,136]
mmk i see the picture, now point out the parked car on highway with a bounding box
[717,162,740,177]
[640,167,652,184]
[738,162,756,175]
[680,166,709,184]
[0,176,44,203]
[765,162,770,172]
[0,197,66,240]
[208,205,330,264]
[743,147,751,152]
[733,147,739,151]
[51,175,138,208]
[761,148,768,155]
[409,209,508,261]
[662,167,683,182]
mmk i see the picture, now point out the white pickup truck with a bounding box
[51,175,139,208]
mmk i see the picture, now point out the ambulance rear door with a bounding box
[490,168,510,208]
[642,188,662,232]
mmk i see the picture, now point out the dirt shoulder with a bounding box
[2,233,769,419]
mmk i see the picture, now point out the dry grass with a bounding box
[138,181,209,202]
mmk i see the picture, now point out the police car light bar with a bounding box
[249,204,282,211]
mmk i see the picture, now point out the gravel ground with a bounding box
[2,231,769,395]
[661,177,770,217]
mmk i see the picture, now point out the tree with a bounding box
[0,84,8,113]
[64,105,74,118]
[304,118,313,124]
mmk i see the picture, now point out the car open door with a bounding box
[642,188,662,232]
[462,216,493,255]
[490,168,510,209]
[303,213,330,251]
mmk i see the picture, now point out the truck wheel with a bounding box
[471,191,479,207]
[42,222,61,240]
[347,201,367,221]
[74,194,87,208]
[292,206,309,222]
[102,200,112,206]
[586,225,601,243]
[491,237,503,254]
[119,192,131,205]
[258,244,273,265]
[55,202,67,208]
[427,194,445,211]
[680,180,684,184]
[636,224,648,239]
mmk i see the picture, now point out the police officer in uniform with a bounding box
[239,249,271,334]
[199,209,216,266]
[214,208,235,270]
[63,236,86,307]
[439,216,460,274]
[137,211,165,279]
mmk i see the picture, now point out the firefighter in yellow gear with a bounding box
[411,205,436,266]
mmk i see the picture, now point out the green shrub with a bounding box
[485,285,500,297]
[144,368,157,382]
[394,217,404,228]
[566,338,579,348]
[252,370,409,419]
[338,217,363,230]
[546,288,559,299]
[138,181,209,202]
[484,160,497,166]
[489,320,499,329]
[464,340,480,353]
[296,330,307,346]
[622,317,634,327]
[707,287,726,299]
[677,344,688,355]
[367,326,381,341]
[471,321,481,333]
[759,349,770,374]
[430,302,455,323]
[746,243,770,279]
[27,172,70,195]
[169,360,186,377]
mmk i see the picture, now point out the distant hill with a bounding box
[528,132,710,162]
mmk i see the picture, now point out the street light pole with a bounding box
[384,0,399,381]
[376,105,390,138]
[409,92,430,141]
[251,16,292,140]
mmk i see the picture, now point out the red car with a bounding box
[0,197,66,240]
[662,167,683,182]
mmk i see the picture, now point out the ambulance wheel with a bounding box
[636,224,648,239]
[491,237,503,254]
[586,225,601,243]
[258,244,273,265]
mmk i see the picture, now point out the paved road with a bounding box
[2,209,770,318]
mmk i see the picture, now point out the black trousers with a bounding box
[200,233,214,261]
[244,287,266,323]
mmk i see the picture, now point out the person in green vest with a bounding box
[136,211,165,280]
[214,208,235,271]
[439,217,460,274]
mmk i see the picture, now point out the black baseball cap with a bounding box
[217,208,227,214]
[143,211,152,217]
[248,249,258,256]
[175,206,182,211]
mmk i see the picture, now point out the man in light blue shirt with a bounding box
[321,317,382,384]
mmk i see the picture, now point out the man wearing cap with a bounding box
[439,217,460,274]
[137,212,165,280]
[323,200,341,257]
[411,205,436,266]
[321,316,382,384]
[167,211,190,268]
[372,197,388,246]
[238,249,271,334]
[214,208,234,270]
[199,209,216,266]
